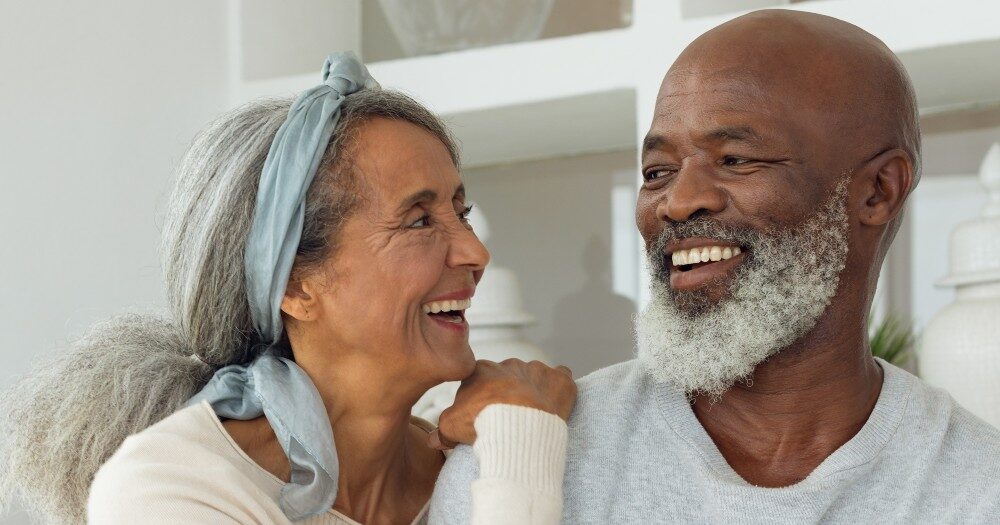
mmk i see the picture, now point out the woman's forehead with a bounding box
[350,117,461,207]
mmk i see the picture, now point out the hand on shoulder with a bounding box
[429,359,577,450]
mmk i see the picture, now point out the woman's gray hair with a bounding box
[0,89,457,524]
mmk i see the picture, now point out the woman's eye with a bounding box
[407,214,431,229]
[458,204,474,224]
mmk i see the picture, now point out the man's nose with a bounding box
[657,165,727,223]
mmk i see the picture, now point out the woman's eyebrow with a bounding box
[396,189,437,213]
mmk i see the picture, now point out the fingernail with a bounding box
[428,430,443,450]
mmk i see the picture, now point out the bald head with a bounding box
[666,9,921,187]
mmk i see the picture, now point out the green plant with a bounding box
[869,313,916,366]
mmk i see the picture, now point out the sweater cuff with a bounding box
[472,404,568,495]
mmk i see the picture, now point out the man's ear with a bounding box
[281,277,318,321]
[858,148,915,227]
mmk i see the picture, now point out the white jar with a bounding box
[919,143,1000,428]
[412,207,551,424]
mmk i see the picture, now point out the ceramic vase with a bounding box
[412,206,551,424]
[919,143,1000,428]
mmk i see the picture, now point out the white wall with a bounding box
[0,1,228,522]
[464,150,639,375]
[922,126,1000,177]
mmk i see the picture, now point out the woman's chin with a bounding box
[434,346,477,382]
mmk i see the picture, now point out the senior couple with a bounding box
[4,9,999,525]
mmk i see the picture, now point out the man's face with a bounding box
[634,68,851,396]
[637,69,835,282]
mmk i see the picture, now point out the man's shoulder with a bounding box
[564,359,665,447]
[899,367,1000,481]
[928,391,1000,471]
[429,360,650,524]
[577,359,645,394]
[432,359,646,478]
[572,359,650,416]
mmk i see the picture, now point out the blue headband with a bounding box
[247,51,378,344]
[187,52,377,521]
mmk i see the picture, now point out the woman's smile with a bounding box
[422,290,474,333]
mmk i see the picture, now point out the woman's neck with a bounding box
[295,352,443,524]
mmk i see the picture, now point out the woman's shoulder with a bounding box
[101,401,247,471]
[88,402,288,524]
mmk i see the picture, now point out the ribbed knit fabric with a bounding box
[469,405,568,524]
[474,404,567,494]
[430,358,1000,524]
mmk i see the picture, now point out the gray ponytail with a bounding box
[0,90,457,523]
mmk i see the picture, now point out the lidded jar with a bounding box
[412,205,550,423]
[919,143,1000,428]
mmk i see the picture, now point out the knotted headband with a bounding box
[187,52,378,521]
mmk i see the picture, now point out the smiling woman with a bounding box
[0,54,574,525]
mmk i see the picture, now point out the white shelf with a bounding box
[228,0,1000,168]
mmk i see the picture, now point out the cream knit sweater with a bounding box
[87,401,567,524]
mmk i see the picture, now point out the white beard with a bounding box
[635,180,850,397]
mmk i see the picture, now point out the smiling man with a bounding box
[431,9,1000,523]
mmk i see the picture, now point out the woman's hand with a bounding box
[428,359,577,450]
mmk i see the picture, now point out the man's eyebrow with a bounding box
[454,184,466,201]
[643,134,669,153]
[704,126,764,144]
[397,189,437,212]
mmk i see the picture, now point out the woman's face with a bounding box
[286,117,488,390]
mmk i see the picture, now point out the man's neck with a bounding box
[691,315,883,487]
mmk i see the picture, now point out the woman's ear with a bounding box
[281,277,317,321]
[858,148,915,227]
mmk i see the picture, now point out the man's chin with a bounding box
[671,287,731,317]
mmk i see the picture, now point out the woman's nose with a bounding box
[448,225,490,272]
[658,165,727,223]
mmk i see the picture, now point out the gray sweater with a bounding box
[430,358,1000,524]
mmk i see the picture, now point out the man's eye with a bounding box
[644,169,674,182]
[407,215,431,229]
[722,156,750,166]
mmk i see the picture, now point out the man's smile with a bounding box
[665,237,748,291]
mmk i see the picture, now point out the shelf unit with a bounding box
[226,0,1000,314]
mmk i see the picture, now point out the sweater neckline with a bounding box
[195,400,432,524]
[655,358,915,489]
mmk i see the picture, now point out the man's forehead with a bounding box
[658,65,775,108]
[648,65,812,141]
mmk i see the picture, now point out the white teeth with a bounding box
[670,245,744,267]
[422,298,472,314]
